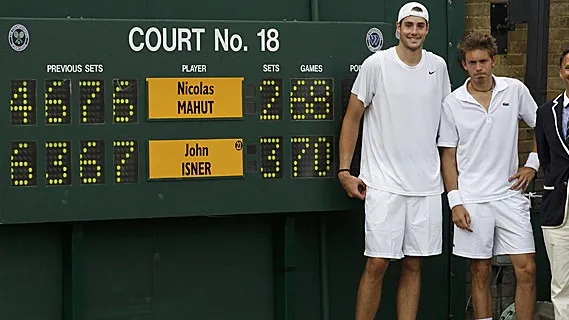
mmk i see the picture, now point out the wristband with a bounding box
[447,190,463,209]
[337,168,350,174]
[524,152,540,172]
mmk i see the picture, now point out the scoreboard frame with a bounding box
[1,18,394,224]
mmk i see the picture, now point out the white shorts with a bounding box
[364,188,443,259]
[453,193,535,259]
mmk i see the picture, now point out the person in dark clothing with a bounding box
[535,47,569,319]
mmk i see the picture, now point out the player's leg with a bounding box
[398,194,442,320]
[493,193,536,320]
[451,201,495,319]
[396,256,421,320]
[542,226,569,319]
[355,257,390,320]
[508,253,536,320]
[470,259,492,319]
[355,188,405,320]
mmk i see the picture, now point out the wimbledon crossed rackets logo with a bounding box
[8,24,29,52]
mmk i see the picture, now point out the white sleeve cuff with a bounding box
[524,152,540,172]
[447,190,463,209]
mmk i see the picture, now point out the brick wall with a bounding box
[461,0,569,317]
[548,0,569,102]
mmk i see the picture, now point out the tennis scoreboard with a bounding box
[1,18,393,224]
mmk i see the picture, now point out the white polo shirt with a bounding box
[352,46,451,196]
[437,75,538,203]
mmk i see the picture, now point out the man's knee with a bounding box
[401,256,421,275]
[471,260,491,284]
[364,257,389,278]
[512,254,536,285]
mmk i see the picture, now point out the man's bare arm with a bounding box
[509,133,538,190]
[440,147,459,192]
[339,93,365,170]
[440,147,472,232]
[337,93,366,199]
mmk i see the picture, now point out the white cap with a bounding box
[395,2,429,39]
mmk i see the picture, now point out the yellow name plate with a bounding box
[147,77,244,119]
[148,139,244,179]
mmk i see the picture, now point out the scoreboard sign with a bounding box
[1,19,393,224]
[147,77,244,119]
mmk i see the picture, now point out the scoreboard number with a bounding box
[79,80,105,124]
[291,136,334,178]
[290,78,333,120]
[80,140,105,184]
[113,140,138,183]
[11,141,37,186]
[259,79,282,121]
[10,80,36,125]
[113,79,138,123]
[45,79,71,124]
[259,137,282,179]
[45,141,71,186]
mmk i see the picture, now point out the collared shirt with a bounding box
[437,75,538,203]
[562,91,569,139]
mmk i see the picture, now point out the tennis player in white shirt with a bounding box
[338,2,451,319]
[438,30,538,320]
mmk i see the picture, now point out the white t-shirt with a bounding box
[351,46,451,196]
[437,75,538,203]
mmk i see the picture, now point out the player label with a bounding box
[147,77,243,119]
[300,64,323,73]
[349,64,361,72]
[181,64,207,73]
[148,138,244,179]
[262,64,280,72]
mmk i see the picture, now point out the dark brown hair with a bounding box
[457,30,498,62]
[560,47,569,67]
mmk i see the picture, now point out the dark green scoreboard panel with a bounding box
[1,18,393,224]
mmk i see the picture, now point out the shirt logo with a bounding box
[502,102,510,107]
[428,70,435,75]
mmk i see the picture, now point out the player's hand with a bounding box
[508,167,536,191]
[452,205,472,232]
[338,172,366,200]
